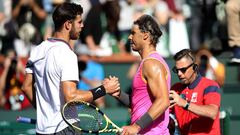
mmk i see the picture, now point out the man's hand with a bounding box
[121,123,141,135]
[169,90,187,108]
[102,76,120,94]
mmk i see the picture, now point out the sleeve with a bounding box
[25,49,36,74]
[203,85,221,107]
[60,51,79,82]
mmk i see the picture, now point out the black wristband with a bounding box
[90,85,106,100]
[135,112,153,129]
[184,101,190,110]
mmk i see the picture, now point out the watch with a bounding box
[184,101,190,110]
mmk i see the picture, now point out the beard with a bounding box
[69,28,80,40]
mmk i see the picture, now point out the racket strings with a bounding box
[64,102,107,132]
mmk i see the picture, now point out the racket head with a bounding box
[62,100,122,133]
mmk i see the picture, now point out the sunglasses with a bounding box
[172,63,194,74]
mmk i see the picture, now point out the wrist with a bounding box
[133,123,141,132]
[135,112,153,130]
[183,100,190,110]
[90,85,106,100]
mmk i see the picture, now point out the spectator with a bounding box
[0,0,16,55]
[118,0,136,54]
[12,0,47,46]
[186,0,218,51]
[225,0,240,63]
[0,49,30,110]
[78,0,104,55]
[170,49,221,135]
[196,48,225,87]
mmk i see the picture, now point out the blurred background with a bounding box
[0,0,239,134]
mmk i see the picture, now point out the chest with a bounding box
[180,87,205,104]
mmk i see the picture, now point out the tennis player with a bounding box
[21,2,120,135]
[112,14,171,135]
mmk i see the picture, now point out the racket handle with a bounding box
[16,116,36,124]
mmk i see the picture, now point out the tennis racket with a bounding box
[62,100,123,134]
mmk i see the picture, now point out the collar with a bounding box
[188,74,202,89]
[47,38,72,50]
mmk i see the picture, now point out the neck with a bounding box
[189,73,198,84]
[140,46,156,59]
[53,31,74,49]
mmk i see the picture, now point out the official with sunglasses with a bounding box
[169,49,221,135]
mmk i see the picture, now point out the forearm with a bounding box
[116,91,130,107]
[187,102,219,120]
[12,4,22,19]
[0,68,9,91]
[86,36,97,50]
[22,83,36,108]
[148,97,169,120]
[22,73,36,108]
[30,3,47,20]
[66,90,93,103]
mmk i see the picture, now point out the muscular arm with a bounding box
[62,77,120,103]
[61,81,93,102]
[22,73,36,108]
[142,59,170,120]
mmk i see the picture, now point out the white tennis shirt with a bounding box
[26,38,79,134]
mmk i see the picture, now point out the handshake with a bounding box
[102,76,121,97]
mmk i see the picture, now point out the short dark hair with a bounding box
[52,2,83,31]
[134,14,162,45]
[173,49,195,63]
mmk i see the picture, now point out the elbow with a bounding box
[160,97,170,110]
[208,107,219,120]
[64,94,76,102]
[210,111,218,120]
[165,98,170,109]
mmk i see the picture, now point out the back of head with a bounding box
[52,2,83,31]
[174,49,196,63]
[134,14,162,45]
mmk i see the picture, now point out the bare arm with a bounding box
[22,73,36,108]
[12,0,47,20]
[28,0,47,20]
[170,90,219,120]
[61,81,93,102]
[85,35,99,50]
[122,59,170,134]
[142,59,170,120]
[62,77,120,102]
[0,58,11,106]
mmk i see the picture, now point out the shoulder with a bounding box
[201,77,220,87]
[200,77,220,94]
[142,58,165,69]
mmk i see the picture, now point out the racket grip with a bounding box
[16,116,36,124]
